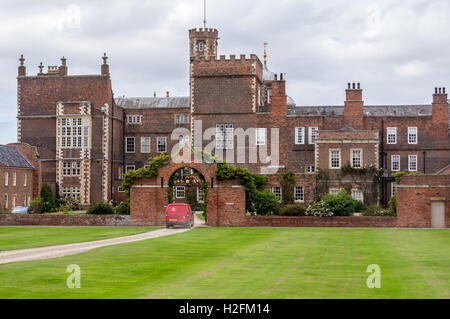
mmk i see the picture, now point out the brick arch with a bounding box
[157,161,217,186]
[130,160,247,227]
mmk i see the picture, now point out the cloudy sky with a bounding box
[1,0,449,144]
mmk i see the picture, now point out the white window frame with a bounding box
[58,117,85,149]
[408,127,418,144]
[125,165,135,174]
[307,166,315,174]
[12,172,16,186]
[391,155,400,172]
[215,124,234,150]
[157,137,167,153]
[329,188,340,195]
[308,127,318,144]
[118,187,125,193]
[351,149,362,168]
[125,137,135,153]
[175,114,189,124]
[12,196,15,209]
[127,115,142,125]
[256,128,266,146]
[176,186,185,199]
[387,127,397,144]
[24,173,27,187]
[197,188,205,203]
[294,186,304,203]
[295,127,305,145]
[267,89,271,104]
[351,189,363,202]
[408,155,417,172]
[5,172,8,186]
[329,149,341,169]
[4,194,8,209]
[272,186,282,202]
[391,182,396,197]
[141,137,151,154]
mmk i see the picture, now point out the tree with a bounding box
[39,184,56,213]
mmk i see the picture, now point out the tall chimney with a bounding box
[18,55,26,76]
[269,75,287,117]
[344,82,364,129]
[432,87,448,137]
[101,53,109,75]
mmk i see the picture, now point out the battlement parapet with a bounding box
[193,54,262,79]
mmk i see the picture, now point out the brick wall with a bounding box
[0,214,130,226]
[397,175,449,228]
[244,216,397,228]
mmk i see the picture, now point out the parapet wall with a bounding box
[193,54,263,80]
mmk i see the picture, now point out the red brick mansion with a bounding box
[15,26,449,209]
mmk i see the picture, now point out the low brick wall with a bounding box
[0,214,130,226]
[244,216,398,228]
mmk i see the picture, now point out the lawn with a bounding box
[0,227,448,299]
[0,226,156,251]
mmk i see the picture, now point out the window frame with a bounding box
[141,137,151,154]
[351,189,363,202]
[294,186,304,203]
[408,127,418,144]
[255,128,266,146]
[351,149,363,168]
[125,137,135,153]
[408,155,418,172]
[295,127,305,145]
[125,165,136,174]
[387,127,397,144]
[271,186,282,202]
[329,149,341,169]
[308,127,319,144]
[215,124,234,150]
[175,186,185,199]
[157,136,167,153]
[391,155,400,172]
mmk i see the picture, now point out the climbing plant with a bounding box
[121,153,171,197]
[280,169,295,205]
[391,170,423,184]
[216,163,276,214]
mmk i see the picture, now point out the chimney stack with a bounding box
[101,53,109,75]
[18,55,26,76]
[58,56,68,76]
[344,82,364,129]
[166,91,170,98]
[432,87,448,136]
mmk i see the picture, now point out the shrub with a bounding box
[87,202,114,215]
[40,184,56,213]
[114,202,130,215]
[253,190,279,216]
[279,204,306,216]
[305,201,334,217]
[362,206,395,216]
[280,170,295,205]
[321,189,364,216]
[389,195,397,216]
[61,204,72,214]
[29,196,43,213]
[58,196,82,211]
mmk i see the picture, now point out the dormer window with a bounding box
[198,41,205,52]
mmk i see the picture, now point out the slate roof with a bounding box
[0,145,34,169]
[115,97,190,109]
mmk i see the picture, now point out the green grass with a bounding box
[0,227,448,299]
[0,226,156,251]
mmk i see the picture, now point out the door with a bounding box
[431,201,445,228]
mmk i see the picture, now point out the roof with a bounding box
[115,97,189,109]
[288,104,450,120]
[0,145,34,169]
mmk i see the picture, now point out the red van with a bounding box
[165,203,194,228]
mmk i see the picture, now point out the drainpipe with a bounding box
[423,151,426,174]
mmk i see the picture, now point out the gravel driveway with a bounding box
[0,214,205,265]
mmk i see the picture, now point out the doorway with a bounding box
[431,200,445,228]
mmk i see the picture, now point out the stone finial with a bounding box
[61,56,67,66]
[19,54,25,66]
[263,42,268,65]
[38,62,44,74]
[102,53,108,65]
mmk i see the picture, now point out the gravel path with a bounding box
[0,214,205,265]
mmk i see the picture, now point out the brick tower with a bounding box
[189,28,219,61]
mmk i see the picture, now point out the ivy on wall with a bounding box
[121,154,171,197]
[280,170,295,205]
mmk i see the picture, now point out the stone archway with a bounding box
[129,160,247,226]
